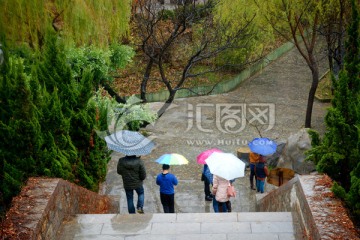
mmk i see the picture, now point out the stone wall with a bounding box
[2,177,118,240]
[256,174,359,240]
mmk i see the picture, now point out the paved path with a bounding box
[59,212,296,239]
[57,46,330,240]
[99,46,330,215]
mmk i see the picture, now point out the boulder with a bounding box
[237,146,251,166]
[277,128,316,174]
[266,142,285,168]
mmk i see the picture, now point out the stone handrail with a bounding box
[256,174,359,240]
[2,177,118,240]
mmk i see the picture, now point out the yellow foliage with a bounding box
[0,0,131,48]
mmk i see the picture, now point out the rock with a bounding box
[237,146,251,166]
[277,128,316,174]
[266,142,285,168]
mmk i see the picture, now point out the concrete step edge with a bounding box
[65,212,293,224]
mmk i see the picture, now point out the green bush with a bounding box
[306,0,360,222]
[332,181,347,199]
[0,31,119,207]
[158,9,175,21]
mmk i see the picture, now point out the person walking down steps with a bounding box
[249,151,260,190]
[255,155,269,193]
[117,155,147,214]
[156,164,178,213]
[202,164,213,201]
[212,174,231,213]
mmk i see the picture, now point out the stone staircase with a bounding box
[57,212,296,240]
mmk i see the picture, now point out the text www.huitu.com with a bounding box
[185,138,249,146]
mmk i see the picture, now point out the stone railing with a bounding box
[256,174,359,240]
[2,177,118,240]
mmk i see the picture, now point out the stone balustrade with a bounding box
[2,177,118,240]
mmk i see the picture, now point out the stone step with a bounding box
[57,212,295,240]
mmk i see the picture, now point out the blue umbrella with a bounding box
[248,137,277,156]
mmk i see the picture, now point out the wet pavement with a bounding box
[99,46,330,215]
[59,212,296,239]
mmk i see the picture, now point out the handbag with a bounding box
[227,182,236,198]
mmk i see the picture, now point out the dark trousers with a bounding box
[250,163,256,188]
[217,200,231,212]
[160,193,175,213]
[125,186,144,214]
[203,174,211,197]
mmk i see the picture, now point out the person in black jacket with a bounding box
[117,155,147,214]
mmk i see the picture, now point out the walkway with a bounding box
[59,212,296,239]
[57,46,330,239]
[99,46,329,214]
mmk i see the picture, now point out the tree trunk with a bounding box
[140,59,154,102]
[101,82,126,103]
[305,60,319,128]
[157,90,176,117]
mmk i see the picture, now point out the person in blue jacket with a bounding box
[255,155,269,193]
[202,164,213,201]
[156,164,178,213]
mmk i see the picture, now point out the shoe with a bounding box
[205,196,213,201]
[137,207,144,214]
[251,187,256,190]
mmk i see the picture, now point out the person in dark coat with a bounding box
[202,164,213,201]
[117,155,147,214]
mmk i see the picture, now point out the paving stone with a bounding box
[251,221,294,233]
[74,235,125,240]
[238,212,292,222]
[176,212,238,223]
[101,223,152,235]
[278,233,297,240]
[151,222,201,234]
[60,223,104,237]
[172,234,227,240]
[227,233,281,240]
[201,222,251,234]
[76,214,117,224]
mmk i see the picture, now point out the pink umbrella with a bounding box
[196,148,223,164]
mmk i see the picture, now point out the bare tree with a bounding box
[256,0,323,128]
[318,0,351,77]
[133,0,257,116]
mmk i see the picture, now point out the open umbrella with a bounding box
[155,153,189,165]
[104,130,155,156]
[196,148,223,164]
[205,152,245,180]
[248,137,277,156]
